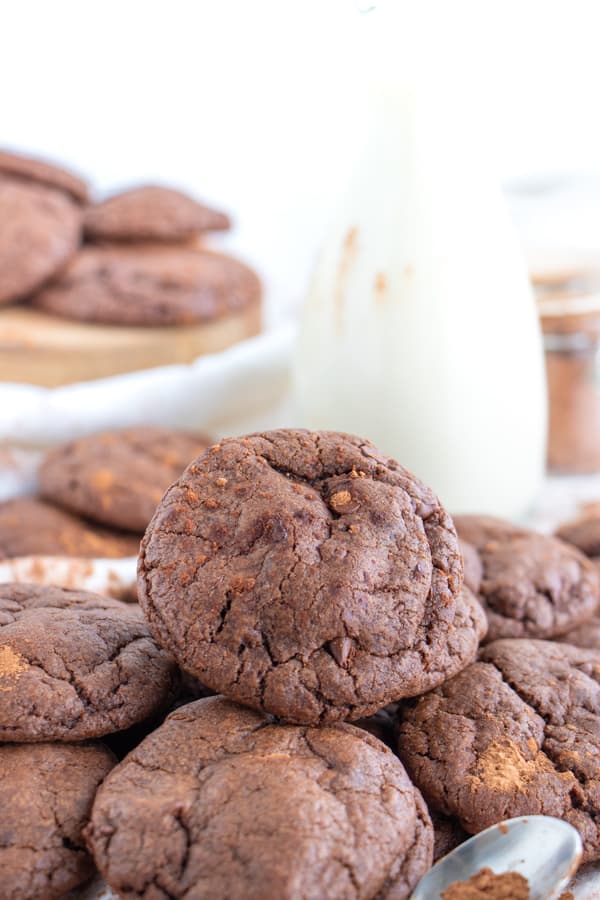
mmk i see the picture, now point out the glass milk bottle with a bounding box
[293,11,546,519]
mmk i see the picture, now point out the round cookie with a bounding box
[0,584,178,741]
[0,741,114,900]
[85,696,433,900]
[397,638,600,862]
[0,178,81,305]
[557,614,600,650]
[0,149,89,203]
[39,427,211,532]
[84,184,230,242]
[453,514,600,642]
[0,497,140,558]
[459,538,482,595]
[556,514,600,558]
[31,245,262,326]
[139,429,487,724]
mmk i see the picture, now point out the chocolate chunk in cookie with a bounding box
[0,178,81,305]
[0,149,89,203]
[39,427,211,532]
[453,514,599,642]
[0,741,114,900]
[398,638,600,862]
[556,514,600,558]
[0,497,139,558]
[32,245,261,326]
[84,185,230,242]
[85,696,433,900]
[139,429,486,724]
[0,584,177,741]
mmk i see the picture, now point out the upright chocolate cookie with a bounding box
[0,497,139,558]
[85,696,433,900]
[0,178,81,305]
[32,245,261,326]
[453,514,599,642]
[39,427,211,532]
[84,185,230,242]
[0,149,89,203]
[0,741,114,900]
[0,584,177,741]
[398,638,600,862]
[139,429,486,724]
[556,513,600,558]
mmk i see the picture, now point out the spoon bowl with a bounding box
[412,815,582,900]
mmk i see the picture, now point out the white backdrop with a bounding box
[3,0,600,316]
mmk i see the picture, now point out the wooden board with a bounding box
[0,302,262,386]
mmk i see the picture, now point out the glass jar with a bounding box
[536,269,600,472]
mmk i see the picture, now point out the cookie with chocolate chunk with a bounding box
[453,514,599,642]
[85,696,433,900]
[84,184,230,242]
[0,178,81,305]
[0,497,139,558]
[139,429,486,724]
[0,584,177,741]
[32,245,261,326]
[39,427,211,532]
[0,741,114,900]
[397,638,600,862]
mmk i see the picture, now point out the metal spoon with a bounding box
[411,815,582,900]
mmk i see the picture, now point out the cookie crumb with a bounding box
[441,867,529,899]
[330,490,352,509]
[215,477,228,487]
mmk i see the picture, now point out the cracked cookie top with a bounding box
[138,429,486,724]
[39,427,212,532]
[0,741,114,900]
[453,514,600,642]
[0,584,178,741]
[397,638,600,862]
[85,696,433,900]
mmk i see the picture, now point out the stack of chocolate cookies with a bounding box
[2,428,600,899]
[0,427,210,564]
[0,149,262,385]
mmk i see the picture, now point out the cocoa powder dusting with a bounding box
[442,867,529,899]
[0,645,28,690]
[471,739,559,792]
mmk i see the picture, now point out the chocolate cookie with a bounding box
[39,427,211,532]
[139,429,486,724]
[398,638,600,862]
[85,696,433,900]
[84,185,230,242]
[556,514,600,558]
[460,538,482,595]
[32,245,261,326]
[558,615,600,649]
[0,178,81,305]
[0,584,177,741]
[430,811,467,862]
[0,741,114,899]
[0,497,139,558]
[0,148,89,203]
[453,514,599,642]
